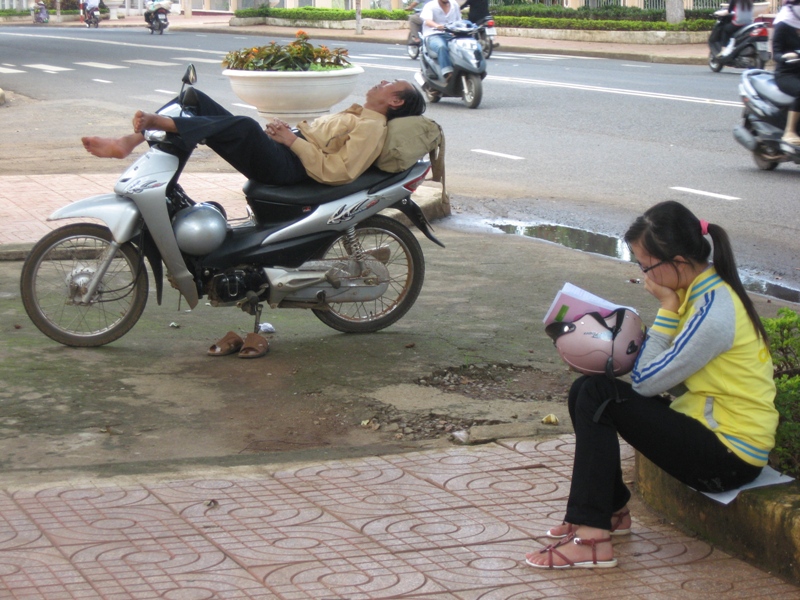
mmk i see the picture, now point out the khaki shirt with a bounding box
[292,104,387,185]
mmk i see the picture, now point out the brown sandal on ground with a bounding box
[238,332,269,359]
[207,331,244,356]
[525,533,618,569]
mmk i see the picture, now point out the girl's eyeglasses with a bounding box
[639,260,666,274]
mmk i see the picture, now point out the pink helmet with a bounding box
[545,308,646,377]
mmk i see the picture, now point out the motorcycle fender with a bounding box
[48,194,142,244]
[391,197,445,248]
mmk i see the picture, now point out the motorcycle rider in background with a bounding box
[710,0,754,56]
[420,0,462,82]
[461,0,489,25]
[771,0,800,146]
[83,0,100,26]
[407,0,423,44]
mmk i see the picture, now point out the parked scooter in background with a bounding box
[708,11,770,72]
[415,20,487,109]
[473,15,497,59]
[734,67,800,170]
[33,1,49,23]
[144,0,171,34]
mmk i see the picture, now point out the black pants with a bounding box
[564,375,762,531]
[162,90,309,186]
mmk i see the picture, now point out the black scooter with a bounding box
[708,16,770,72]
[145,2,170,34]
[734,68,800,171]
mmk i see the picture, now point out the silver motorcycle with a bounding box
[20,65,443,347]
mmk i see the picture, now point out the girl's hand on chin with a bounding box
[644,277,680,313]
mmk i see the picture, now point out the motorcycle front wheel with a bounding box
[462,74,483,109]
[312,215,425,333]
[20,223,149,347]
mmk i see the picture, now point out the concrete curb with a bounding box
[637,455,800,585]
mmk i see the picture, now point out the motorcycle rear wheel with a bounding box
[480,33,493,59]
[708,52,724,73]
[462,74,483,109]
[752,149,779,171]
[312,215,425,333]
[20,223,149,347]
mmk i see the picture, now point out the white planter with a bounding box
[222,66,365,125]
[104,0,123,19]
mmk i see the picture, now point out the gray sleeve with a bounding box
[631,289,736,397]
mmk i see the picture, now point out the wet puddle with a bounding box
[492,222,800,304]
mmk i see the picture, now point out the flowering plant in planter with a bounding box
[222,31,352,72]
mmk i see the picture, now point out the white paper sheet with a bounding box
[700,466,795,505]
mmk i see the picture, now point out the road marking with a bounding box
[472,149,525,160]
[155,89,179,95]
[24,64,73,72]
[350,54,400,59]
[488,75,742,107]
[622,64,651,68]
[74,62,127,69]
[494,52,600,61]
[172,57,225,64]
[670,187,741,200]
[124,59,181,66]
[352,63,740,107]
[0,67,24,73]
[92,79,113,83]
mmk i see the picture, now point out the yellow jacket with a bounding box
[632,267,778,466]
[292,104,387,185]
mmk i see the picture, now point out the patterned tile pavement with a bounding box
[0,173,251,247]
[2,174,799,597]
[1,436,798,599]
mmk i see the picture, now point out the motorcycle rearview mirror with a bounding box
[179,64,199,112]
[182,64,197,86]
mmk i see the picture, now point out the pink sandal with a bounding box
[526,533,617,569]
[546,508,631,539]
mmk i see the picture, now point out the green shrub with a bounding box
[232,6,716,31]
[762,308,800,478]
[772,375,800,478]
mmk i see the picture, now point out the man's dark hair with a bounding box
[386,84,426,121]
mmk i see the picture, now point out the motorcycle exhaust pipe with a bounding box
[733,124,758,151]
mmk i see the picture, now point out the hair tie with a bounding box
[699,219,709,236]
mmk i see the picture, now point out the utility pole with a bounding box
[665,0,685,24]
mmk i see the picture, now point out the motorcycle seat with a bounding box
[243,165,415,205]
[751,73,796,107]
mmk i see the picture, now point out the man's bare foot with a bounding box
[526,526,616,569]
[133,110,177,134]
[81,133,145,159]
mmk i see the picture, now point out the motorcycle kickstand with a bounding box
[240,290,264,334]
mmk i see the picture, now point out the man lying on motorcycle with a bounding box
[82,78,426,357]
[420,0,461,82]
